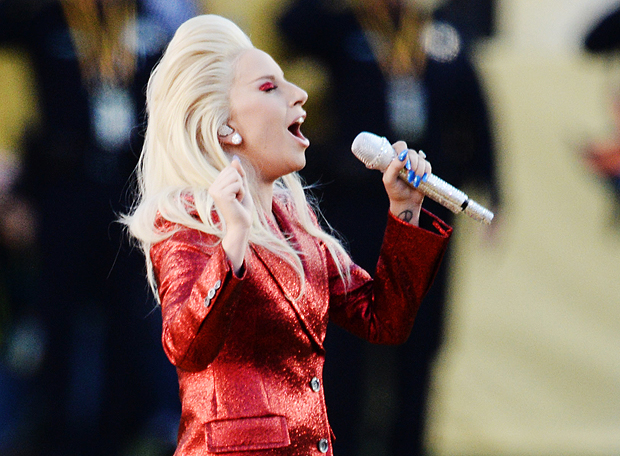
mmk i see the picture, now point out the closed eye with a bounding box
[259,81,277,92]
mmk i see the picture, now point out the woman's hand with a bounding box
[383,141,431,226]
[208,156,253,274]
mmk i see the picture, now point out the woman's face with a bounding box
[227,48,309,183]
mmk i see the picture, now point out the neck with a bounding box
[255,180,274,216]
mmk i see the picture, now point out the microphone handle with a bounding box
[398,168,494,224]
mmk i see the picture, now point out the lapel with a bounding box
[250,199,327,352]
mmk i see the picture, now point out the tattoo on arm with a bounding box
[398,210,414,223]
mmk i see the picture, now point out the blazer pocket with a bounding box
[205,415,290,453]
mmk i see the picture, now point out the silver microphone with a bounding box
[351,132,494,224]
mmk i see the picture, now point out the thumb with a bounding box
[230,155,245,176]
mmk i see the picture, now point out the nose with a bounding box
[289,82,308,107]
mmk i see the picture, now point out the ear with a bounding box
[217,124,234,137]
[217,124,242,146]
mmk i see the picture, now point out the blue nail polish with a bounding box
[407,170,415,183]
[413,175,422,188]
[422,173,428,182]
[398,150,408,161]
[405,159,412,170]
[232,154,240,162]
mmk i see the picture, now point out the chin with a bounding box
[288,162,305,175]
[295,154,307,172]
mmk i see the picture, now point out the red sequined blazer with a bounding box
[150,199,451,456]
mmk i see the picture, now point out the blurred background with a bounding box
[0,0,619,455]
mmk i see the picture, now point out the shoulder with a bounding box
[151,213,221,259]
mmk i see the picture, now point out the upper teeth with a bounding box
[296,117,304,124]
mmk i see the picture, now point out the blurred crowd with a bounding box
[583,5,620,218]
[0,1,198,455]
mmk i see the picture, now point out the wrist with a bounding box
[389,202,421,226]
[222,226,250,274]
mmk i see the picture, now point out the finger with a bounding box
[212,181,242,203]
[230,155,246,178]
[212,172,241,196]
[230,159,251,203]
[219,160,248,185]
[391,141,408,156]
[234,175,246,202]
[416,150,432,179]
[211,168,244,199]
[424,158,432,177]
[385,141,409,179]
[406,151,431,188]
[414,153,426,177]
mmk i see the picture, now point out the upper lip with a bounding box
[288,113,306,137]
[289,113,306,127]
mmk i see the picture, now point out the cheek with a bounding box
[237,106,273,134]
[231,96,286,144]
[250,111,284,141]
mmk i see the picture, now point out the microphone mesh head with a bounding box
[351,132,394,171]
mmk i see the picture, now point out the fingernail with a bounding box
[422,173,428,182]
[398,150,408,161]
[413,175,422,188]
[407,170,415,183]
[405,159,412,170]
[232,154,240,162]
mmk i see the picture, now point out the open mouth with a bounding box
[288,116,309,145]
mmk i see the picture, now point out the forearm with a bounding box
[329,210,451,344]
[154,236,244,372]
[221,226,249,276]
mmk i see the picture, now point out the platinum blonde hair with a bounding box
[122,15,350,297]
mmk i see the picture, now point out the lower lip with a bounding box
[290,130,310,147]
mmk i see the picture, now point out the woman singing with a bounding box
[122,14,451,456]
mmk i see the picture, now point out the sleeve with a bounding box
[328,209,452,345]
[150,227,246,372]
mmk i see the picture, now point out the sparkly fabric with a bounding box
[150,199,451,455]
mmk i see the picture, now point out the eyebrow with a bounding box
[249,73,285,84]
